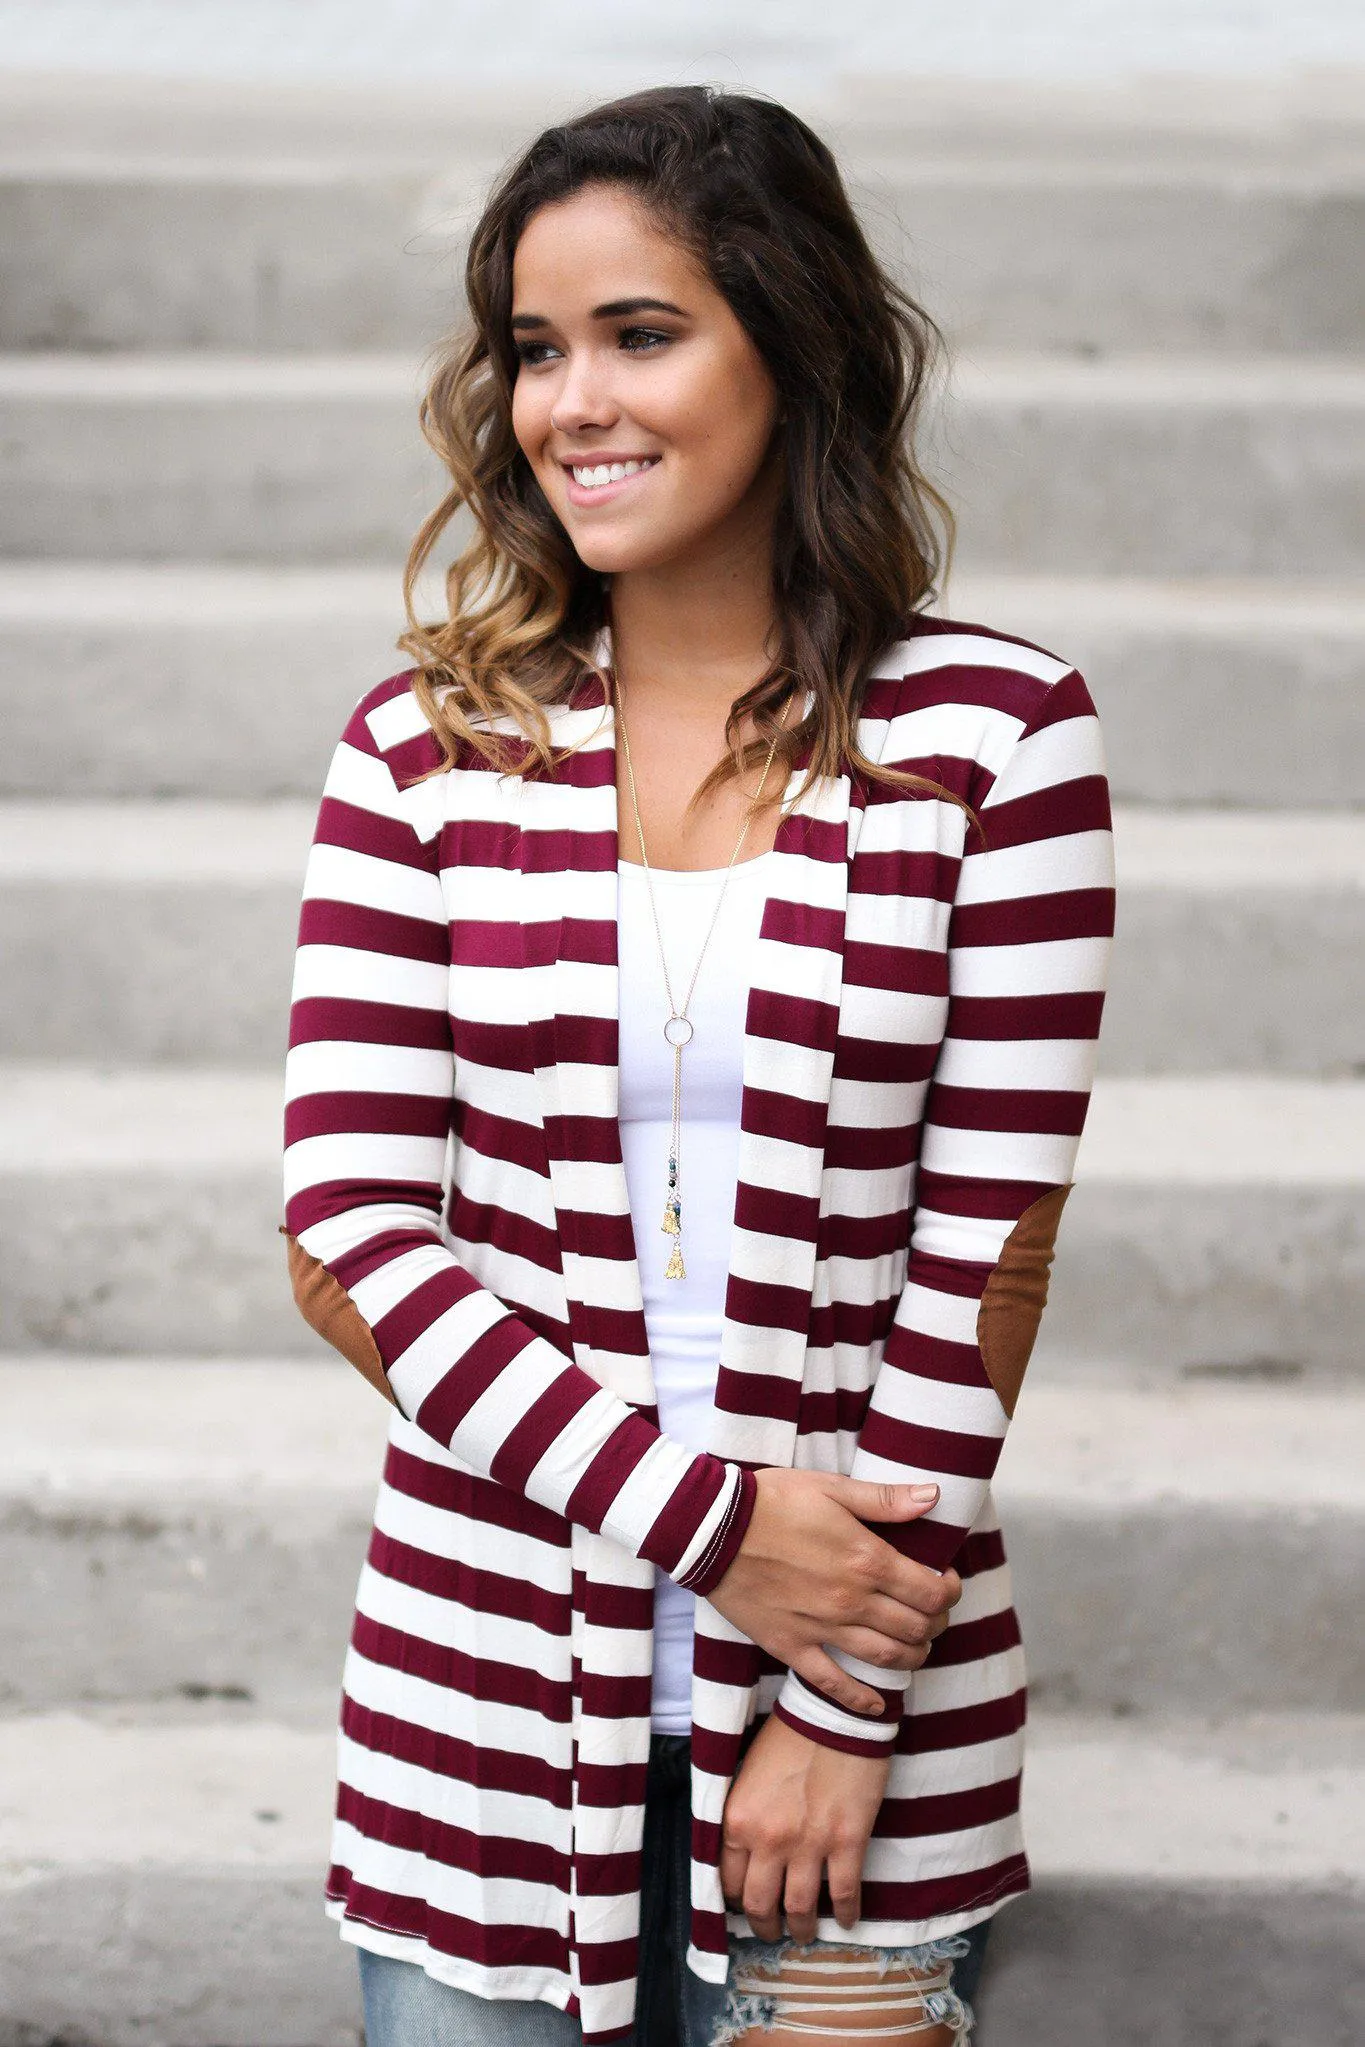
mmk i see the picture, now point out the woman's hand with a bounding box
[720,1711,889,1941]
[705,1468,962,1716]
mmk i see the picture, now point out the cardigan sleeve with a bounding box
[280,686,755,1597]
[771,662,1116,1753]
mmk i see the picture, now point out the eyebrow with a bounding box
[511,296,688,331]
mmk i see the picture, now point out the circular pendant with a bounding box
[663,1014,694,1048]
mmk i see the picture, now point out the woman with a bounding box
[281,84,1115,2047]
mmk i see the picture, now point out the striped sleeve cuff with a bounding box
[770,1665,904,1755]
[675,1465,758,1597]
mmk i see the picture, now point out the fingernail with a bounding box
[908,1483,939,1501]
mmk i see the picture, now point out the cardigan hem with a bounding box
[688,1867,1031,1987]
[327,1896,578,2010]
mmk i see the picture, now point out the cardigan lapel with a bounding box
[519,658,856,1438]
[512,654,865,2025]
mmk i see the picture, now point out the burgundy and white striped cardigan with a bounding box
[281,613,1115,2043]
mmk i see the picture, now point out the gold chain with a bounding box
[615,672,792,1281]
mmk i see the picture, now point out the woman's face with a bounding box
[509,182,783,576]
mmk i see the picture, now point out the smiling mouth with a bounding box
[565,456,661,491]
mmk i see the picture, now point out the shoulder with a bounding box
[333,669,448,786]
[861,612,1100,783]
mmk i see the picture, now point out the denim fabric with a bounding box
[358,1731,993,2046]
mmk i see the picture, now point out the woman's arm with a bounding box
[282,680,752,1595]
[771,660,1117,1752]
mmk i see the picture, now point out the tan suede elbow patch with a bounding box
[281,1227,397,1408]
[975,1184,1073,1417]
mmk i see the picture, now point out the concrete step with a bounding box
[1,1706,1359,2046]
[978,1712,1365,2047]
[3,564,1362,809]
[7,150,1364,357]
[1,797,1361,1072]
[943,571,1365,811]
[0,1064,1361,1372]
[2,352,1362,574]
[0,562,404,799]
[3,1359,1361,1720]
[4,67,1363,167]
[0,1709,361,2047]
[0,159,476,355]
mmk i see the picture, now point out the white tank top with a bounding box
[616,851,773,1733]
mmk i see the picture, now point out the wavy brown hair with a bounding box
[399,83,971,831]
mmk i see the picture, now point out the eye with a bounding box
[513,339,561,368]
[619,325,672,354]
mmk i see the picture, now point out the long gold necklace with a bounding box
[615,670,792,1281]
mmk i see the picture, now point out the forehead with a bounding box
[511,184,711,307]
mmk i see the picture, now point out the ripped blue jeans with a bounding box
[359,1732,992,2046]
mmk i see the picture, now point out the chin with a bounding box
[566,522,710,578]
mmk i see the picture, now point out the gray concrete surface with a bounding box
[1,1708,1359,2046]
[7,157,1365,357]
[1,58,1361,2047]
[2,799,1362,1070]
[0,1067,1363,1368]
[4,1362,1362,1719]
[4,0,1365,86]
[3,564,1361,809]
[4,351,1363,574]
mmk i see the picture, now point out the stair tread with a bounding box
[4,561,1364,625]
[2,1706,1360,1882]
[2,797,1363,889]
[2,1062,1362,1183]
[3,348,1365,400]
[4,1358,1363,1510]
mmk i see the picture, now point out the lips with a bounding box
[560,455,661,507]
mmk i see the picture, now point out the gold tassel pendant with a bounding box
[662,1142,684,1279]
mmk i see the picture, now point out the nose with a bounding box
[548,350,619,436]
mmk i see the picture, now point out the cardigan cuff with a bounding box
[769,1666,902,1754]
[675,1465,757,1597]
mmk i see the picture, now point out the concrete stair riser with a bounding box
[2,355,1361,573]
[7,1867,1356,2047]
[0,566,408,800]
[7,163,1365,356]
[2,804,1361,1071]
[1,1710,1358,2047]
[862,168,1365,357]
[0,165,473,354]
[0,871,1359,1075]
[0,1489,371,1724]
[0,1066,1361,1367]
[0,1872,362,2047]
[4,1366,1361,1720]
[976,1884,1365,2047]
[3,569,1363,807]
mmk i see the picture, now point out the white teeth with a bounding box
[571,458,656,489]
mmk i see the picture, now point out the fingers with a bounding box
[829,1622,933,1674]
[826,1475,939,1523]
[792,1643,887,1717]
[879,1554,962,1621]
[740,1850,786,1943]
[824,1837,864,1932]
[782,1854,824,1946]
[719,1833,749,1919]
[856,1590,945,1646]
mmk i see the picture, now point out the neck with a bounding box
[606,492,779,717]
